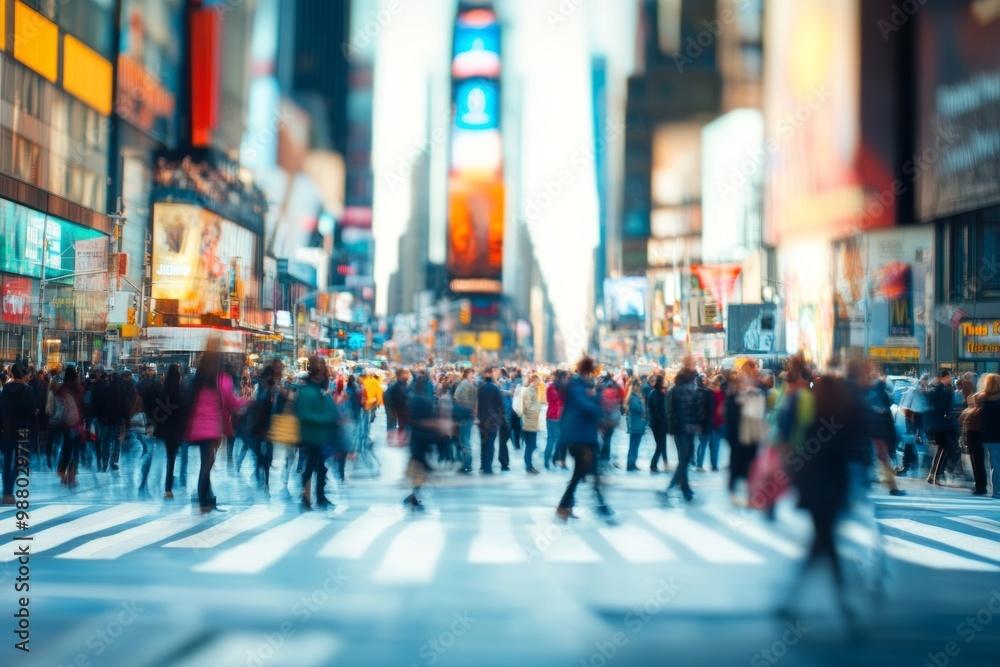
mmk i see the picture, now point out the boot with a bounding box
[301,480,312,509]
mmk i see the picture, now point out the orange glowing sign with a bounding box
[447,179,504,288]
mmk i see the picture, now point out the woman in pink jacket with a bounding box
[185,344,248,512]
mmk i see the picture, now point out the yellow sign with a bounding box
[257,333,284,342]
[120,324,140,339]
[14,2,59,82]
[453,331,476,347]
[0,0,6,51]
[958,319,1000,358]
[478,331,502,351]
[869,347,920,360]
[63,35,113,115]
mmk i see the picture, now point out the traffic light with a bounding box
[460,302,471,325]
[127,308,136,325]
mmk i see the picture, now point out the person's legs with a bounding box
[511,415,521,450]
[498,420,510,470]
[627,433,642,469]
[197,440,216,508]
[558,444,587,510]
[873,439,900,492]
[0,437,15,498]
[164,438,179,494]
[138,433,153,489]
[458,419,473,471]
[479,427,496,473]
[668,433,693,498]
[523,430,537,471]
[178,440,189,485]
[694,432,708,468]
[986,443,1000,498]
[650,428,666,470]
[928,430,950,482]
[710,426,722,470]
[967,435,987,493]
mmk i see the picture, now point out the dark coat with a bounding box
[559,376,604,446]
[477,379,505,432]
[647,389,668,433]
[2,381,38,439]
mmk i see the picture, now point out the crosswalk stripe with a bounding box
[0,504,88,536]
[58,510,211,560]
[879,518,1000,562]
[372,518,445,584]
[702,507,805,560]
[0,504,154,562]
[840,519,1000,572]
[163,505,284,549]
[597,524,676,563]
[469,506,527,564]
[193,514,329,574]
[950,516,1000,536]
[637,509,765,564]
[318,504,404,559]
[169,631,340,667]
[527,508,601,563]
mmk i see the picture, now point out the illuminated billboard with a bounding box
[447,179,504,289]
[0,200,106,280]
[452,9,501,79]
[455,80,500,131]
[604,278,647,331]
[151,203,258,318]
[916,0,1000,221]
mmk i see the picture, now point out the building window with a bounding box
[13,135,42,184]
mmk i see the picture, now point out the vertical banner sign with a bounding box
[882,263,914,337]
[1,275,33,325]
[75,237,109,292]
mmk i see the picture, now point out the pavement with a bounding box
[2,419,1000,667]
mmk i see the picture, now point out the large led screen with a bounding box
[447,179,504,285]
[604,278,647,331]
[452,9,500,79]
[916,0,1000,221]
[151,203,259,317]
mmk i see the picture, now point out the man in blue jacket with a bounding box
[556,357,615,523]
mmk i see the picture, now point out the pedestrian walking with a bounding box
[477,368,504,473]
[647,375,669,472]
[1,363,37,504]
[54,366,85,487]
[659,368,701,503]
[726,366,766,505]
[925,368,957,486]
[296,357,338,509]
[453,368,477,473]
[543,370,565,470]
[556,357,614,523]
[975,373,1000,499]
[154,364,187,499]
[184,341,248,512]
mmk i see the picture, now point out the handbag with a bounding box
[748,445,788,510]
[267,412,301,445]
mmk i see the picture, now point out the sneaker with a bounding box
[527,468,540,475]
[626,465,640,472]
[889,489,906,496]
[164,491,174,499]
[694,467,706,473]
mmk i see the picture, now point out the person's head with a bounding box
[63,365,79,386]
[165,364,182,391]
[787,354,809,385]
[9,363,28,382]
[347,374,358,388]
[462,367,474,380]
[629,377,642,393]
[652,374,665,391]
[576,356,595,378]
[983,373,1000,396]
[500,367,509,378]
[920,372,930,388]
[307,356,328,382]
[529,373,540,386]
[939,367,953,384]
[194,347,221,390]
[483,366,495,380]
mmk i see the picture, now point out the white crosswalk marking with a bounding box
[163,505,284,549]
[597,524,676,563]
[170,631,340,667]
[58,510,210,560]
[527,507,601,563]
[702,507,805,560]
[879,518,1000,562]
[193,514,329,574]
[949,516,1000,536]
[319,504,404,559]
[469,506,527,564]
[637,509,765,564]
[0,504,87,536]
[372,518,445,584]
[0,504,155,562]
[840,519,1000,572]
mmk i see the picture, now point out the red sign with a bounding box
[1,275,33,325]
[691,264,742,308]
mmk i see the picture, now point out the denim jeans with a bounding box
[544,419,561,468]
[479,427,497,473]
[985,442,1000,498]
[627,432,643,468]
[0,436,17,496]
[695,428,720,470]
[523,430,538,470]
[457,419,474,471]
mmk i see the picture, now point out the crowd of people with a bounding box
[1,351,998,522]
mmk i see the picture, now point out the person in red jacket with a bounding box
[544,370,567,469]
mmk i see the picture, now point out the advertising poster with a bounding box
[452,8,500,79]
[447,179,504,286]
[75,237,109,292]
[1,275,33,326]
[604,277,647,331]
[151,203,258,318]
[917,0,1000,220]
